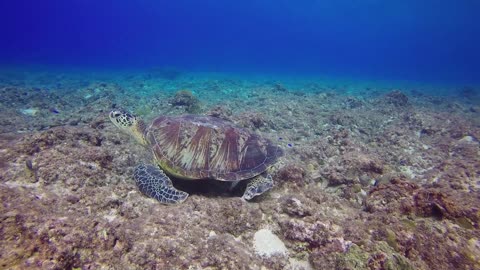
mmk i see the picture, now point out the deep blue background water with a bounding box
[1,0,479,83]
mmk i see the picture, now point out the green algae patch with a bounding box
[374,241,415,270]
[456,217,475,230]
[334,243,414,270]
[385,228,399,251]
[352,184,362,193]
[134,104,152,117]
[465,238,480,268]
[336,244,369,269]
[401,219,417,230]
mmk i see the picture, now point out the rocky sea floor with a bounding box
[0,69,479,269]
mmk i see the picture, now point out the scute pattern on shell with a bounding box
[146,115,282,181]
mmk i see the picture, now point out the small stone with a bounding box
[459,135,475,143]
[66,195,80,204]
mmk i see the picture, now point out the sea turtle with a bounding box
[109,109,283,204]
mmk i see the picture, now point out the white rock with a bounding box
[288,258,313,270]
[20,108,38,116]
[253,229,288,257]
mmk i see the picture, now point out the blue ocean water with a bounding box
[0,0,479,85]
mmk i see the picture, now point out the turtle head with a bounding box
[242,174,274,201]
[109,109,147,145]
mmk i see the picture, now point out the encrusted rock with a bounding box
[277,164,306,186]
[280,196,312,217]
[170,89,201,113]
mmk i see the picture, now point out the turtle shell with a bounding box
[145,115,283,181]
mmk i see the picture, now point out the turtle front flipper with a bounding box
[133,164,189,204]
[242,174,274,200]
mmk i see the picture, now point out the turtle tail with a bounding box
[133,164,189,204]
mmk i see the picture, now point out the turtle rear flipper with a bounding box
[242,174,274,200]
[134,164,189,204]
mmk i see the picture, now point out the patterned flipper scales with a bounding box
[133,164,188,204]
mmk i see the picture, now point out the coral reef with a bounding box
[1,70,479,269]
